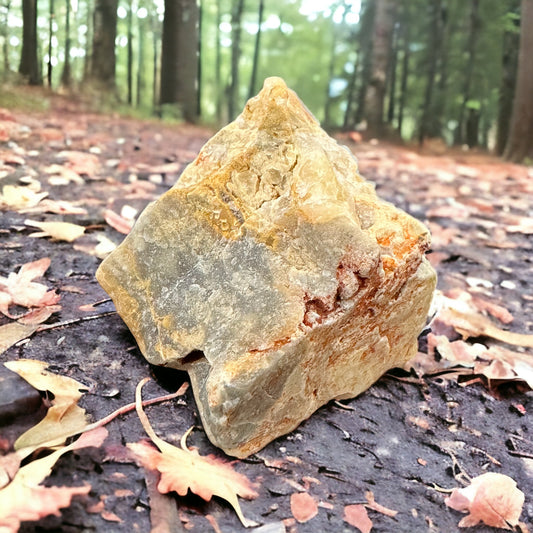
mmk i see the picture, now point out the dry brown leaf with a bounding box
[344,504,373,533]
[290,492,318,523]
[448,308,533,348]
[0,427,107,533]
[24,219,86,242]
[0,184,48,210]
[20,198,88,216]
[127,378,258,528]
[445,472,525,529]
[104,208,135,234]
[57,150,99,177]
[364,491,398,518]
[0,257,60,317]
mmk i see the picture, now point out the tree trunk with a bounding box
[354,0,375,126]
[60,0,71,87]
[397,11,410,137]
[197,0,202,117]
[386,19,399,125]
[454,0,480,145]
[2,0,11,74]
[504,0,533,162]
[83,0,93,80]
[228,0,245,120]
[127,0,133,105]
[248,0,264,100]
[496,2,520,155]
[47,0,54,87]
[19,0,42,85]
[136,13,145,107]
[160,0,199,123]
[342,45,359,131]
[215,0,222,122]
[418,0,444,144]
[90,0,118,89]
[363,0,395,137]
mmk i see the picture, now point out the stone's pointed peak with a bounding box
[242,76,318,131]
[96,77,437,458]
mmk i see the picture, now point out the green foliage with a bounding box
[0,0,523,150]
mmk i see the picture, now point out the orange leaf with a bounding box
[104,208,134,234]
[344,504,373,533]
[445,473,525,529]
[290,492,318,523]
[127,379,258,528]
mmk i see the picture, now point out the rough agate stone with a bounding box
[96,77,437,458]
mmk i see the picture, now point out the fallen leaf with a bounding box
[344,504,373,533]
[5,359,89,452]
[446,308,533,348]
[104,208,135,234]
[0,322,39,355]
[0,184,48,210]
[445,472,524,529]
[127,378,258,528]
[365,491,398,517]
[0,427,107,532]
[0,257,60,317]
[57,150,100,177]
[290,492,318,523]
[24,219,86,242]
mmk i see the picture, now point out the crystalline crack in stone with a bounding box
[96,76,437,458]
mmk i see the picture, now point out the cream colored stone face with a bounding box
[96,77,437,458]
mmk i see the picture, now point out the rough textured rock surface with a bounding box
[96,77,437,458]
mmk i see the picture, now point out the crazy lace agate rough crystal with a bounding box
[96,77,437,458]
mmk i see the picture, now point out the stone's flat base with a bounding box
[96,77,437,457]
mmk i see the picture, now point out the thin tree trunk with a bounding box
[397,13,409,136]
[47,0,54,87]
[127,0,133,105]
[60,0,71,87]
[229,0,245,120]
[504,0,533,162]
[83,0,92,80]
[19,0,42,85]
[152,9,159,112]
[496,1,520,155]
[2,0,11,74]
[455,0,480,145]
[197,0,202,117]
[136,13,144,107]
[386,20,399,125]
[418,0,443,145]
[248,0,264,99]
[342,44,359,130]
[90,0,118,89]
[364,0,396,137]
[215,0,222,122]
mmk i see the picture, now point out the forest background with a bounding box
[1,0,532,164]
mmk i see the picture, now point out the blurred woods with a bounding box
[1,0,532,163]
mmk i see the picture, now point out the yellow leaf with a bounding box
[0,184,48,210]
[4,359,87,404]
[14,403,89,451]
[127,378,258,528]
[24,219,86,242]
[0,322,38,355]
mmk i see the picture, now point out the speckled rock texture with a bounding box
[96,77,437,458]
